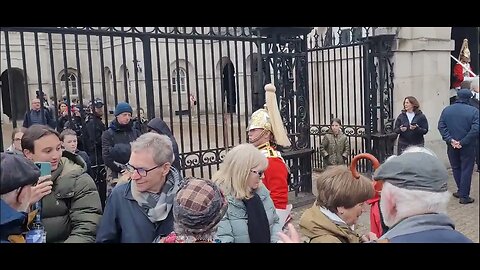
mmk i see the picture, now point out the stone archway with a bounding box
[1,68,27,121]
[248,53,268,112]
[222,61,236,113]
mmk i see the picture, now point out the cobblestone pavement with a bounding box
[290,169,479,243]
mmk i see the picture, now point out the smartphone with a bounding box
[34,162,51,177]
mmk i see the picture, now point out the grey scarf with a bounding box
[130,167,182,223]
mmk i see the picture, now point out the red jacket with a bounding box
[258,142,289,210]
[452,63,474,89]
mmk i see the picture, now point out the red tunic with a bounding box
[258,142,289,210]
[452,63,474,89]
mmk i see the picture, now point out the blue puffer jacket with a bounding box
[95,181,174,243]
[215,185,281,243]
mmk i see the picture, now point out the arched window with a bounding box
[60,72,78,96]
[171,68,186,93]
[118,65,132,94]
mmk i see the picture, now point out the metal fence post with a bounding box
[141,35,155,120]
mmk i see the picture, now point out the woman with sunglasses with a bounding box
[213,143,282,243]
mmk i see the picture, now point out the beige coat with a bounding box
[299,205,362,243]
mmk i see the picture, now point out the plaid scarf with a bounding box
[130,167,182,223]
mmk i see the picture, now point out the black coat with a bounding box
[75,149,92,178]
[101,119,141,173]
[85,114,106,165]
[468,96,479,110]
[394,110,429,154]
[146,118,181,171]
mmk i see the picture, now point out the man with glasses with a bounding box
[96,133,183,243]
[247,84,290,210]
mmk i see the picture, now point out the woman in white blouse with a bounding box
[394,96,429,155]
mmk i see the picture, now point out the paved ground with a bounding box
[290,169,480,243]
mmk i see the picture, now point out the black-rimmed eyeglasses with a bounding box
[125,163,161,177]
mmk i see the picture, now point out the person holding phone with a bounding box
[0,153,48,243]
[21,124,102,243]
[394,96,429,155]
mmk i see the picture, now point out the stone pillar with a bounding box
[391,27,454,165]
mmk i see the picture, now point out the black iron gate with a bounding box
[1,26,395,194]
[308,27,395,172]
[0,27,264,179]
[256,27,313,194]
[0,27,315,193]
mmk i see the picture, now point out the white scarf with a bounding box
[319,206,354,230]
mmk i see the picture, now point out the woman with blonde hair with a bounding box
[300,165,375,243]
[213,143,281,243]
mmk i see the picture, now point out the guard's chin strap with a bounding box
[249,129,270,144]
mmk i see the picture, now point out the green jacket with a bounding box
[320,131,350,166]
[40,151,102,243]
